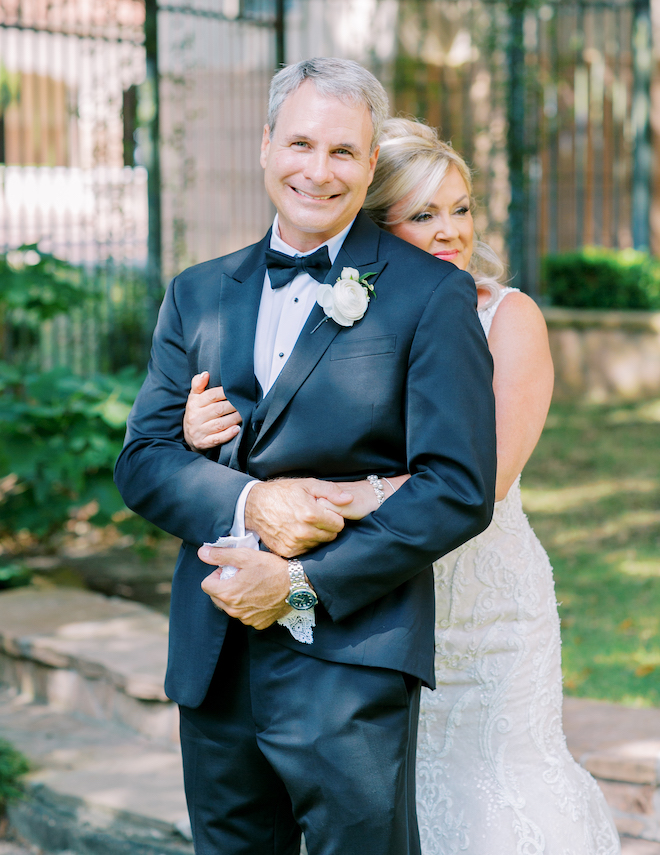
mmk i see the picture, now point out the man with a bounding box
[115,57,496,855]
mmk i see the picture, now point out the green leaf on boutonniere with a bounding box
[359,271,378,297]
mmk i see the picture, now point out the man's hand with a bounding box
[199,546,292,630]
[245,479,354,557]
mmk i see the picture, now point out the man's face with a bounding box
[260,80,379,252]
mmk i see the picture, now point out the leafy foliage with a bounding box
[0,245,90,323]
[0,244,161,542]
[0,563,32,590]
[0,739,29,812]
[0,363,144,536]
[542,246,660,310]
[0,244,96,367]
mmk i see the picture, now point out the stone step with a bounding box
[563,696,660,844]
[2,586,660,849]
[0,689,192,855]
[621,842,660,854]
[0,587,177,745]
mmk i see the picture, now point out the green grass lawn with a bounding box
[521,398,660,707]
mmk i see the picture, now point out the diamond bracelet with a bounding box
[367,474,385,506]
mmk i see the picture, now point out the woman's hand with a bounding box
[183,372,242,452]
[318,474,410,520]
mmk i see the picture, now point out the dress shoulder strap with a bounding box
[478,286,519,337]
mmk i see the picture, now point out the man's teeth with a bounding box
[295,189,334,200]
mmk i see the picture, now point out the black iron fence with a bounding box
[388,0,650,294]
[0,0,153,370]
[0,0,651,372]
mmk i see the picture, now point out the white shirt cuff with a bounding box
[230,480,260,538]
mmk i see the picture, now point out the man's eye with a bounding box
[334,148,352,156]
[293,141,309,148]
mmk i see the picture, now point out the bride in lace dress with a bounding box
[363,119,620,855]
[182,119,620,855]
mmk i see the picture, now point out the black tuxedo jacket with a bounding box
[115,212,496,708]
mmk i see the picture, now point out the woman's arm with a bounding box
[318,474,410,519]
[182,291,550,514]
[181,383,409,520]
[183,372,242,452]
[487,291,554,501]
[326,292,553,513]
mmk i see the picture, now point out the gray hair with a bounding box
[268,58,389,155]
[364,118,504,308]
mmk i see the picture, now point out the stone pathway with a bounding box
[2,834,658,854]
[0,842,34,855]
[1,585,659,853]
[0,833,42,855]
[622,842,660,854]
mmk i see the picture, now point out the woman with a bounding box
[183,119,620,854]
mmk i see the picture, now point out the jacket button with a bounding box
[252,421,261,433]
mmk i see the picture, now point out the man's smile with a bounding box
[291,187,340,201]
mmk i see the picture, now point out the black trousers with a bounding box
[179,620,422,855]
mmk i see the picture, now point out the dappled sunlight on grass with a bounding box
[605,398,660,424]
[522,398,660,708]
[604,549,660,579]
[617,558,660,578]
[543,396,660,430]
[549,510,660,547]
[521,478,658,513]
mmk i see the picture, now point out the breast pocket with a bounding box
[329,334,397,361]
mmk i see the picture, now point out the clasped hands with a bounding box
[199,478,358,629]
[188,372,393,630]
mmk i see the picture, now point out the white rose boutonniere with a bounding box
[313,267,377,331]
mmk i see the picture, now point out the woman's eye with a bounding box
[455,207,470,216]
[411,211,433,223]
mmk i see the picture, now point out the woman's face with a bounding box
[387,165,474,271]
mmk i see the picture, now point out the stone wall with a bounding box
[543,308,660,403]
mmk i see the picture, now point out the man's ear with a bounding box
[367,144,380,186]
[260,124,271,169]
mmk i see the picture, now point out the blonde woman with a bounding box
[183,120,620,854]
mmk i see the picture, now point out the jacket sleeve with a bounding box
[114,278,253,545]
[302,268,497,621]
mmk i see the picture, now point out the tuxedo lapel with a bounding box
[255,213,388,445]
[217,233,270,419]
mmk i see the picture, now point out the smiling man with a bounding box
[115,58,496,855]
[260,78,378,250]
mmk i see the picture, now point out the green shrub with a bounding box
[0,245,94,364]
[0,363,144,537]
[0,245,90,322]
[0,739,29,812]
[0,563,32,590]
[542,246,660,310]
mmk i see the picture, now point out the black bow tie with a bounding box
[265,245,332,290]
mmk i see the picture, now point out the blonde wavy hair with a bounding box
[363,118,504,308]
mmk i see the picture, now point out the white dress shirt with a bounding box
[230,216,354,537]
[254,215,352,395]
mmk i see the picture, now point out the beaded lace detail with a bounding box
[415,287,620,854]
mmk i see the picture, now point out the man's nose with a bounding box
[304,151,333,185]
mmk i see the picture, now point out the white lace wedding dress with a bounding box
[415,288,620,855]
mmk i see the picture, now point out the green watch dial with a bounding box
[287,589,318,610]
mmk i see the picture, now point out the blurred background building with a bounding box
[0,0,656,369]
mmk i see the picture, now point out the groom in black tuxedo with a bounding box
[115,57,496,855]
